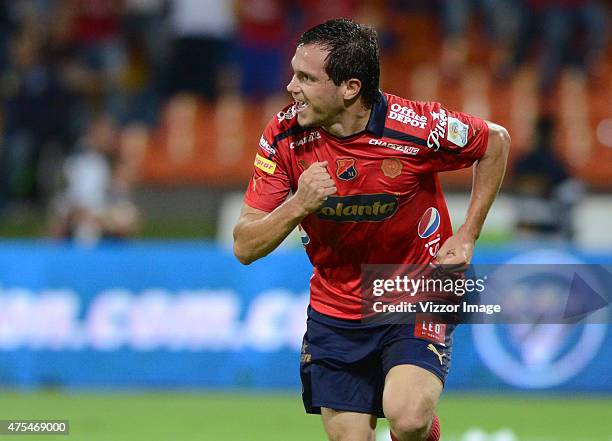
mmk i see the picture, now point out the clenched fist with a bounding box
[293,161,337,214]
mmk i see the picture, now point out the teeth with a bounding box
[295,101,308,112]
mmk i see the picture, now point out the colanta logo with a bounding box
[316,194,399,222]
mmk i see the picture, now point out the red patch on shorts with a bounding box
[414,314,446,345]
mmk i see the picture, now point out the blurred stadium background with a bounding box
[0,1,611,440]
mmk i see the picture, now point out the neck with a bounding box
[322,100,371,138]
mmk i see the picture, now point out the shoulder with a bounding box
[383,93,438,134]
[383,92,489,153]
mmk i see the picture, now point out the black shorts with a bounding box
[300,307,455,418]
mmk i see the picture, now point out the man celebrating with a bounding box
[233,19,510,441]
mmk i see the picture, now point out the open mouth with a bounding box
[295,100,309,113]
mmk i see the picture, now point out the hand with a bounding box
[434,229,475,272]
[293,161,337,214]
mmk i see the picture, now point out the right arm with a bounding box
[233,161,336,265]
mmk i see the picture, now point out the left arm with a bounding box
[436,121,511,266]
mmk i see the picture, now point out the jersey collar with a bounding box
[365,90,387,138]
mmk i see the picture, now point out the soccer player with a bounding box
[233,19,510,441]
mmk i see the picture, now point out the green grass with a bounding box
[0,391,610,441]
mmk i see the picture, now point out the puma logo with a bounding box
[427,343,446,366]
[252,176,263,191]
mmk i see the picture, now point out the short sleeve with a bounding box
[243,122,292,213]
[422,103,489,173]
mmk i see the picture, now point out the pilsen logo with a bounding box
[427,108,447,150]
[316,194,399,222]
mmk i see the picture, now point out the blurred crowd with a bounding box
[0,0,608,244]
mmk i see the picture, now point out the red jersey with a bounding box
[244,92,489,319]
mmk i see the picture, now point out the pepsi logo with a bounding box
[418,207,440,238]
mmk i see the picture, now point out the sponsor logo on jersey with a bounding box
[381,158,403,179]
[369,138,420,155]
[447,116,469,147]
[415,314,447,346]
[259,136,275,156]
[316,194,399,222]
[426,343,447,365]
[290,131,321,149]
[300,341,312,363]
[336,158,358,180]
[254,153,277,174]
[388,103,428,129]
[277,105,297,122]
[425,234,441,257]
[427,108,448,150]
[418,207,441,238]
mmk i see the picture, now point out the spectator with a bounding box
[439,0,519,79]
[0,29,74,211]
[0,0,16,72]
[48,114,140,245]
[512,115,584,242]
[119,0,168,124]
[235,0,289,101]
[509,0,608,95]
[164,0,237,101]
[296,0,361,30]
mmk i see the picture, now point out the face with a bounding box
[286,44,346,128]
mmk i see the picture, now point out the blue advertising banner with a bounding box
[0,241,610,391]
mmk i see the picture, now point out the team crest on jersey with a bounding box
[336,158,357,181]
[418,207,441,238]
[297,159,309,171]
[381,158,403,179]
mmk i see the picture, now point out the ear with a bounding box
[343,78,362,101]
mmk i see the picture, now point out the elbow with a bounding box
[233,242,254,265]
[499,127,511,158]
[493,124,511,159]
[233,226,255,265]
[484,122,511,163]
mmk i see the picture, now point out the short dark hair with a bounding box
[297,18,380,107]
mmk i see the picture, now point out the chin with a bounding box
[297,113,312,127]
[298,112,323,128]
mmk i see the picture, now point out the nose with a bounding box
[286,74,299,94]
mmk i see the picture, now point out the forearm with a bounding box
[460,124,510,240]
[233,196,308,265]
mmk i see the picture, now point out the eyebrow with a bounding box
[292,65,319,80]
[290,57,317,77]
[296,70,314,77]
